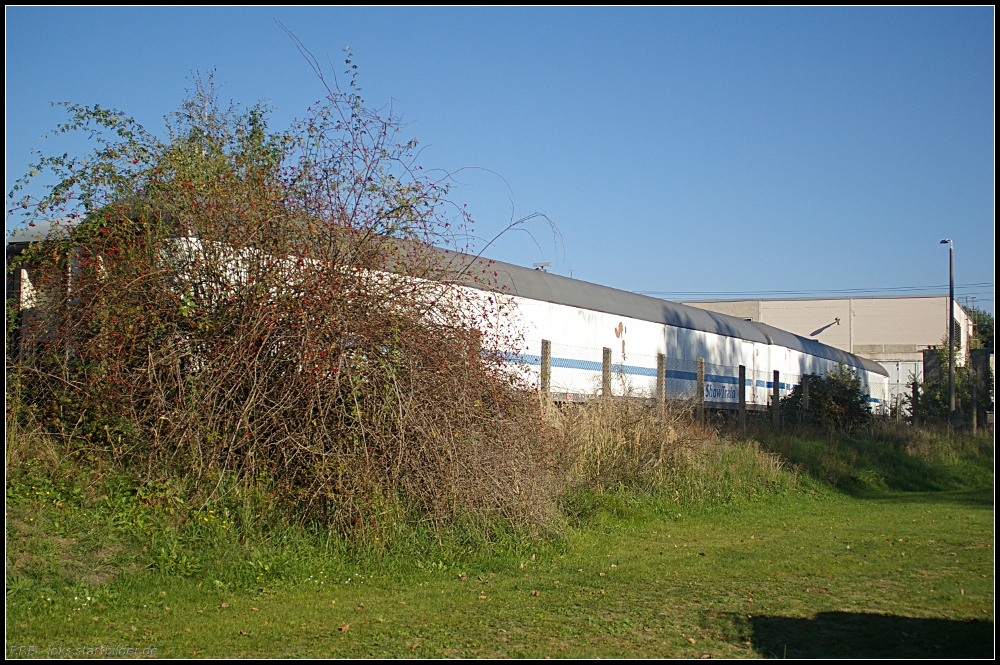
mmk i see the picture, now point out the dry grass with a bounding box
[545,398,796,504]
[4,403,61,476]
[548,398,705,492]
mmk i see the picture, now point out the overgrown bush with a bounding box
[779,364,872,430]
[7,66,561,536]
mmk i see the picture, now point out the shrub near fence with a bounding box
[780,364,873,430]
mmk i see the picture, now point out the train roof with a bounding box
[441,251,888,377]
[748,321,888,377]
[6,217,78,246]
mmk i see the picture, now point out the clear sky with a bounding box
[6,7,995,313]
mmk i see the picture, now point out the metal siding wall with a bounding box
[759,299,852,351]
[879,360,924,403]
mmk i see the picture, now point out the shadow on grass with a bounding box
[733,612,994,658]
[860,488,994,508]
[755,430,994,496]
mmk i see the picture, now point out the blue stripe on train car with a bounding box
[505,353,728,384]
[755,381,794,389]
[503,351,884,403]
[504,353,819,395]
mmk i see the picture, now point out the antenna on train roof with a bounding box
[532,262,551,272]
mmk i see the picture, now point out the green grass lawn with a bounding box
[7,486,993,658]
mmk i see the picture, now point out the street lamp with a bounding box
[940,239,955,426]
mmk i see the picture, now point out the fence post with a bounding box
[912,381,919,426]
[802,374,810,425]
[970,363,977,434]
[602,347,612,398]
[656,353,666,404]
[18,266,35,361]
[772,370,780,431]
[696,357,705,425]
[540,339,551,397]
[738,364,746,434]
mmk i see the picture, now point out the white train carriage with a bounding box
[447,254,890,411]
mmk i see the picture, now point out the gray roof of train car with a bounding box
[6,217,77,245]
[442,252,887,377]
[444,253,770,342]
[748,321,887,376]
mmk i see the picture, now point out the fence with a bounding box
[511,339,891,424]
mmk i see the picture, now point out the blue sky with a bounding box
[6,7,995,312]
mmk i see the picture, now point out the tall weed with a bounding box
[549,399,798,519]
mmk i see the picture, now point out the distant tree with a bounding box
[916,334,993,426]
[965,306,994,351]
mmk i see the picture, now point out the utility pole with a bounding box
[940,239,956,428]
[969,296,978,348]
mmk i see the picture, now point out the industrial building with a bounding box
[680,295,975,403]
